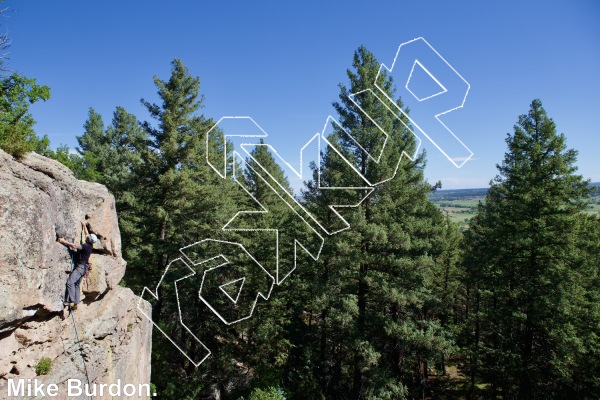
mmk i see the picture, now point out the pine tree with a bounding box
[136,59,236,289]
[233,141,297,391]
[133,59,245,397]
[76,107,105,179]
[290,45,457,399]
[77,106,147,194]
[568,213,600,397]
[463,99,595,398]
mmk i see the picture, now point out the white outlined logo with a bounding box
[138,37,472,366]
[375,37,472,167]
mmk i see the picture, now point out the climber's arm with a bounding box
[57,237,81,251]
[81,220,89,237]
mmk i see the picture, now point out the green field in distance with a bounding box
[429,183,600,230]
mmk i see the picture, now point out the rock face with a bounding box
[0,149,152,399]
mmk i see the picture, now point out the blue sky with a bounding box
[4,0,599,189]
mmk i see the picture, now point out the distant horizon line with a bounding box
[436,181,600,191]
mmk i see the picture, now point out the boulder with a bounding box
[0,149,152,399]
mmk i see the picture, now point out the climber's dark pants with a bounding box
[65,263,87,304]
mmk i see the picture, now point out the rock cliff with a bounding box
[0,149,152,399]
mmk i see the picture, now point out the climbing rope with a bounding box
[55,293,92,400]
[68,304,92,395]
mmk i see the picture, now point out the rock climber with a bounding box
[57,220,97,310]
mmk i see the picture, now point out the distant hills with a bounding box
[430,182,599,202]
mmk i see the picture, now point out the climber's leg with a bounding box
[66,264,86,304]
[73,267,84,304]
